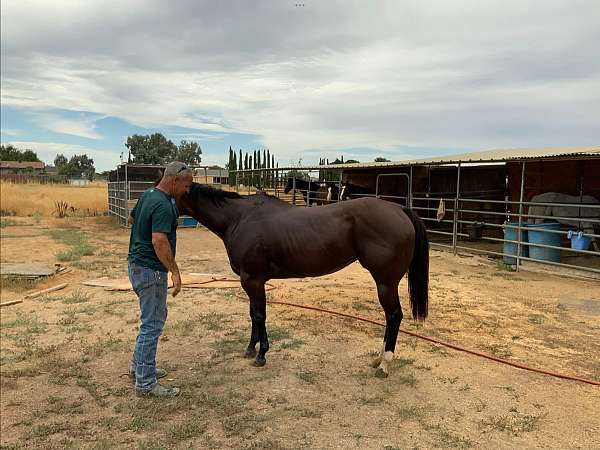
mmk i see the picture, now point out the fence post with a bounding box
[516,161,526,270]
[452,162,461,255]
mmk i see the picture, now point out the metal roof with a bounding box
[231,146,599,173]
[326,146,600,169]
[0,160,45,169]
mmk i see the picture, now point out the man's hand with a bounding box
[171,271,181,297]
[152,232,181,297]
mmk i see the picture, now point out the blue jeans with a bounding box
[128,261,168,392]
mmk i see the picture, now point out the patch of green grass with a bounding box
[351,301,370,311]
[97,416,118,430]
[296,370,316,384]
[171,317,198,336]
[280,338,305,349]
[268,326,292,341]
[44,396,84,415]
[210,330,248,355]
[396,373,417,387]
[24,421,71,438]
[481,343,513,359]
[398,405,425,420]
[2,312,47,334]
[62,289,91,304]
[168,417,207,441]
[428,345,449,356]
[221,412,267,437]
[49,229,95,261]
[480,412,546,435]
[199,311,229,331]
[0,218,17,228]
[137,440,168,450]
[357,393,385,405]
[82,335,124,357]
[124,416,153,432]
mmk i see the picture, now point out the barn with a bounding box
[233,147,600,275]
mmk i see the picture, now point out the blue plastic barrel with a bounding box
[182,216,198,227]
[503,221,529,265]
[527,222,562,262]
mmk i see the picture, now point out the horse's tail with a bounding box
[402,208,429,320]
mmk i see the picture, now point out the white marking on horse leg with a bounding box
[376,351,394,377]
[371,341,385,367]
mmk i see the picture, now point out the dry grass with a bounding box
[0,181,107,217]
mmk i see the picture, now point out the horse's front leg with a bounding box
[244,303,258,358]
[241,276,269,367]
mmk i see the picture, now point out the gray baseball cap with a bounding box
[164,161,190,177]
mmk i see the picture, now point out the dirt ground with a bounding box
[1,216,599,450]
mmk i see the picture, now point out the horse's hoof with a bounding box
[371,357,382,368]
[244,348,257,358]
[375,367,389,378]
[254,355,266,367]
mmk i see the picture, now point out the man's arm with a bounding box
[128,203,137,225]
[151,232,181,297]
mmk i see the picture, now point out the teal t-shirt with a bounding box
[128,188,178,272]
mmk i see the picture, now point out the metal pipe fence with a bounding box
[227,167,600,275]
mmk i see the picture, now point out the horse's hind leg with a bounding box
[241,276,269,367]
[373,279,403,378]
[370,326,387,368]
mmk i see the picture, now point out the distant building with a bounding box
[45,165,59,175]
[193,167,229,185]
[0,160,45,174]
[68,178,90,187]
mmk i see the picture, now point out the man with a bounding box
[127,161,193,397]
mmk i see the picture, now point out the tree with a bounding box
[59,154,95,181]
[170,140,202,165]
[374,157,391,162]
[125,133,177,164]
[54,154,68,168]
[0,144,40,162]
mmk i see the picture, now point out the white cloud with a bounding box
[0,128,20,136]
[4,141,120,171]
[2,1,599,163]
[35,112,105,140]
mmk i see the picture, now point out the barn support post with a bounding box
[292,177,296,205]
[307,178,311,206]
[516,162,526,270]
[124,163,129,225]
[406,164,412,209]
[452,162,462,255]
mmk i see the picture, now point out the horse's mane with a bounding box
[189,183,243,206]
[189,183,293,209]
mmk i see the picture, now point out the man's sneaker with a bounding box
[136,383,180,397]
[128,368,167,381]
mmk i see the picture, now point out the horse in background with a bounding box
[529,192,600,250]
[340,182,372,201]
[178,183,429,377]
[284,178,339,206]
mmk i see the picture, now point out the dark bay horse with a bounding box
[179,183,429,377]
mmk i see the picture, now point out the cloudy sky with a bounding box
[2,1,599,171]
